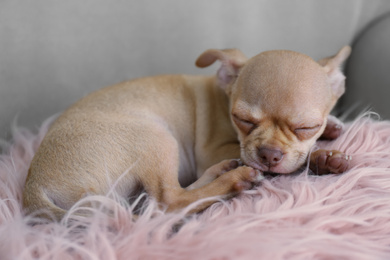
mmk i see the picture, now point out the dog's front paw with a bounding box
[309,149,351,175]
[320,116,344,140]
[187,159,246,191]
[228,167,264,192]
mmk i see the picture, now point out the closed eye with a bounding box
[294,125,322,140]
[232,114,257,135]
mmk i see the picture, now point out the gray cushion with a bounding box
[343,14,390,119]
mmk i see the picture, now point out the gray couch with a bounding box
[1,0,390,139]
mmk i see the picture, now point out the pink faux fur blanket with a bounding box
[1,113,390,260]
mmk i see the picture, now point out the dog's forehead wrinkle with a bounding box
[289,113,324,127]
[232,100,263,119]
[261,107,323,130]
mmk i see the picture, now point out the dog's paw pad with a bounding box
[321,123,343,140]
[310,149,351,175]
[233,180,252,192]
[326,152,351,174]
[224,159,243,173]
[232,168,264,192]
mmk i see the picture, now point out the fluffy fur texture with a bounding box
[1,112,390,260]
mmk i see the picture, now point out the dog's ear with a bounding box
[318,46,352,98]
[196,48,247,91]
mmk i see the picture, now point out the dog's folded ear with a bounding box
[196,48,247,91]
[318,46,352,98]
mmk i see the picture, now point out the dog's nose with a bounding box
[257,147,284,166]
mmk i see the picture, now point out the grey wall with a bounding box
[1,0,390,139]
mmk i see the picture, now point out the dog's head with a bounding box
[196,47,351,174]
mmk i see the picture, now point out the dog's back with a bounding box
[23,74,238,220]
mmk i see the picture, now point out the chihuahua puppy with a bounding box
[23,46,351,220]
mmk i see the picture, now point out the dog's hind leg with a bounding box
[130,120,262,213]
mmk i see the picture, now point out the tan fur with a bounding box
[230,48,349,173]
[23,46,351,220]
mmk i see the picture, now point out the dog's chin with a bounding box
[242,160,268,172]
[242,159,302,175]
